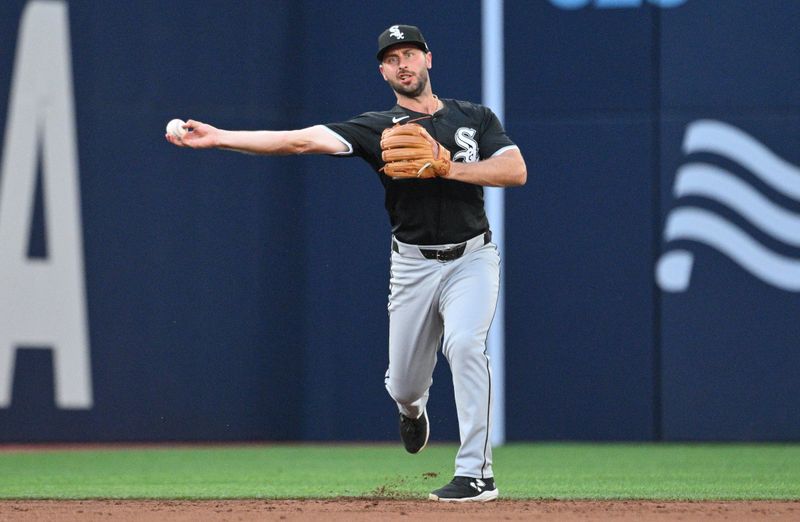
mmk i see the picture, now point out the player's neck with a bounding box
[396,92,441,115]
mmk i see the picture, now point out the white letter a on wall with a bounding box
[0,1,93,409]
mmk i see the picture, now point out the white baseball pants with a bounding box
[385,233,500,479]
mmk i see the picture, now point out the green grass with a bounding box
[0,443,798,500]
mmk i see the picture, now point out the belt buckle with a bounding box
[436,246,460,262]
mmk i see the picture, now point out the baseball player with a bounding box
[165,24,526,502]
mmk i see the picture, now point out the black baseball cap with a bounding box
[377,24,429,61]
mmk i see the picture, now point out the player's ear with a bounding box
[425,51,432,70]
[379,64,388,81]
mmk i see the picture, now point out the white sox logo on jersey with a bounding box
[389,25,404,39]
[453,127,479,163]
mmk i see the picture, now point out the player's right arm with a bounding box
[165,119,349,155]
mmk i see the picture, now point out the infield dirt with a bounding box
[1,499,798,521]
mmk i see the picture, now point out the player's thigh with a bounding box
[388,253,444,378]
[439,245,500,352]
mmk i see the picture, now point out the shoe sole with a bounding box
[428,488,499,502]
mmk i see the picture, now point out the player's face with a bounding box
[380,46,432,98]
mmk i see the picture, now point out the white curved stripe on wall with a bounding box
[660,207,800,291]
[675,163,800,247]
[684,120,800,200]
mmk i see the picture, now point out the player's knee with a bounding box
[392,390,423,407]
[442,331,485,362]
[388,382,425,406]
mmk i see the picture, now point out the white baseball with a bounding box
[166,118,187,139]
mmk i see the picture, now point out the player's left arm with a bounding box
[444,148,527,187]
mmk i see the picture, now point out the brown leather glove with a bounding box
[380,123,451,179]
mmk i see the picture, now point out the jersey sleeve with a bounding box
[479,107,518,160]
[322,114,384,171]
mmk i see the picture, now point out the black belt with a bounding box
[392,231,492,262]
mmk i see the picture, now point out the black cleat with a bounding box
[399,409,429,454]
[429,476,499,502]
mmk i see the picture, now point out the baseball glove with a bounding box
[380,123,451,179]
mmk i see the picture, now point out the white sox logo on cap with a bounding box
[389,25,404,39]
[377,25,428,61]
[389,25,405,40]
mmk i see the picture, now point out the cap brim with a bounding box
[377,42,429,61]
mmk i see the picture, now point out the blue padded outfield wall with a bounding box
[0,0,798,442]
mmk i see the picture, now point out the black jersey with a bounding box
[324,98,517,245]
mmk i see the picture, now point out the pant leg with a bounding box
[438,243,500,478]
[385,250,444,419]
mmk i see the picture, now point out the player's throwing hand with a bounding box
[164,119,219,149]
